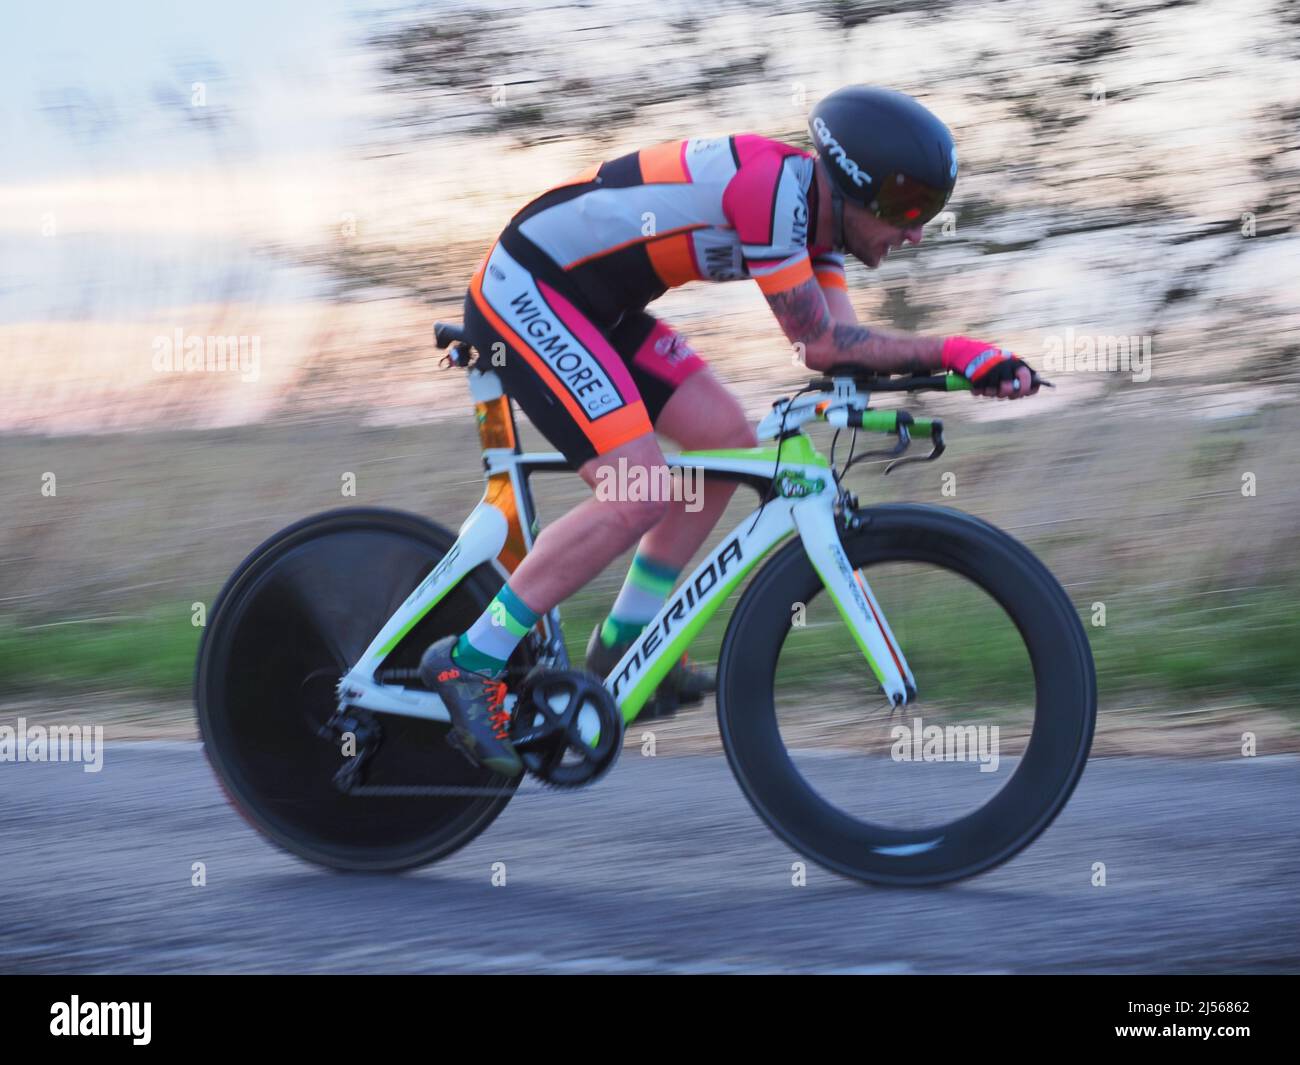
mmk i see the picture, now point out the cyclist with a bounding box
[420,85,1041,776]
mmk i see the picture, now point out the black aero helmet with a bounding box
[808,86,958,238]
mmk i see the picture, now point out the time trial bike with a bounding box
[195,322,1096,886]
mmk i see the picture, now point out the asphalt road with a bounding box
[2,744,1297,973]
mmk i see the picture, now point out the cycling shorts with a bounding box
[463,228,708,468]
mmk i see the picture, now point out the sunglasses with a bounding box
[870,172,952,228]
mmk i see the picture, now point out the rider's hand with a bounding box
[941,336,1041,400]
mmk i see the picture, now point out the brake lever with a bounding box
[851,423,912,462]
[885,425,946,474]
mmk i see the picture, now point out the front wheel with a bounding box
[716,504,1096,887]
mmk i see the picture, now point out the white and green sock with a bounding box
[453,583,540,677]
[600,553,680,648]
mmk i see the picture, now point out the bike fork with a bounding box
[791,499,916,706]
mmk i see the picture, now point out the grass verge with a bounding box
[2,581,1297,717]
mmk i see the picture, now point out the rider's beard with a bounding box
[852,237,887,269]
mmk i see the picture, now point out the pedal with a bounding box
[442,727,480,767]
[640,692,682,721]
[643,705,675,722]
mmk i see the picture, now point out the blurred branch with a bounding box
[815,0,960,30]
[364,1,781,146]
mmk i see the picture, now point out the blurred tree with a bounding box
[365,1,773,147]
[815,0,958,31]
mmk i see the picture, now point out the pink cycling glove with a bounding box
[940,336,1019,384]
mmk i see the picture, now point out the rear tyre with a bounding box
[196,507,531,872]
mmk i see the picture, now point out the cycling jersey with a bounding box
[464,134,845,466]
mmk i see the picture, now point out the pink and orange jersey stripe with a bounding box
[511,135,846,310]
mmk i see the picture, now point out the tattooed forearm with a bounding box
[831,322,874,351]
[767,277,944,373]
[831,323,933,373]
[768,281,831,344]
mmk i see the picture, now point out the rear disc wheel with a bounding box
[196,507,531,872]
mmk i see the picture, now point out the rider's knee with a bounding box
[726,417,759,449]
[603,494,672,538]
[701,406,758,450]
[682,388,756,450]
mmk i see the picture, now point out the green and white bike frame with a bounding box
[334,364,940,726]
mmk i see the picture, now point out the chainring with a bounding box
[509,669,623,788]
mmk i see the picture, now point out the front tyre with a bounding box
[716,504,1095,887]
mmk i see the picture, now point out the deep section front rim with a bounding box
[716,504,1096,887]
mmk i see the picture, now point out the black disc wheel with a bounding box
[196,507,532,872]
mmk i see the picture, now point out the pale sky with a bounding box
[0,0,384,182]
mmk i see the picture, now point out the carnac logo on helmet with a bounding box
[812,116,871,189]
